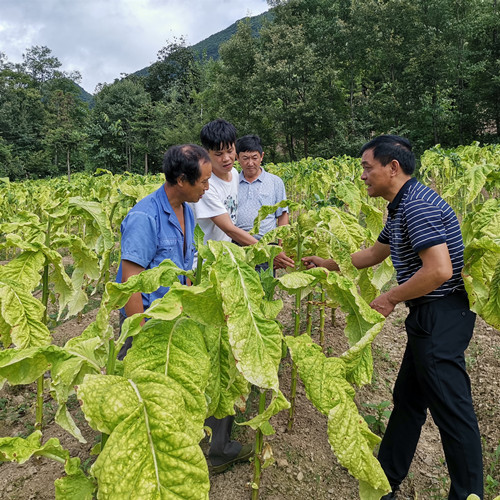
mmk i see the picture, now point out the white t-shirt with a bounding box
[192,168,239,243]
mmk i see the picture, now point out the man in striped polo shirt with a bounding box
[302,135,483,500]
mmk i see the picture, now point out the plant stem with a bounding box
[36,218,52,431]
[251,390,267,500]
[194,252,203,286]
[288,229,302,431]
[306,291,313,335]
[319,288,326,350]
[288,289,301,431]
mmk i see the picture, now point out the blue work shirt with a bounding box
[116,184,195,314]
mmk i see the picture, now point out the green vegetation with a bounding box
[1,0,499,181]
[0,147,498,498]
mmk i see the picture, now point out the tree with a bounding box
[22,46,63,85]
[87,79,150,172]
[43,78,89,181]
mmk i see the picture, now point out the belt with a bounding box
[405,289,467,308]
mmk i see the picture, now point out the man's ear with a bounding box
[177,173,187,186]
[390,159,400,176]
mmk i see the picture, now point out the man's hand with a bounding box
[301,256,339,271]
[369,292,397,317]
[273,251,295,269]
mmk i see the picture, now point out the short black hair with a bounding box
[162,144,210,186]
[360,135,415,175]
[200,119,237,151]
[236,134,263,155]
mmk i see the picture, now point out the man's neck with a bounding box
[214,170,232,182]
[164,184,183,210]
[385,175,412,202]
[244,167,262,183]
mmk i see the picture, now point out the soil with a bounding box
[0,291,499,500]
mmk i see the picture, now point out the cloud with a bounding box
[0,0,269,93]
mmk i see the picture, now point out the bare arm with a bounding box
[277,212,289,226]
[302,241,391,271]
[121,260,146,322]
[211,212,259,246]
[273,211,295,269]
[370,243,453,317]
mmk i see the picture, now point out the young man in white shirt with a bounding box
[193,119,258,246]
[193,119,255,474]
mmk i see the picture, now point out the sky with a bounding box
[0,0,269,94]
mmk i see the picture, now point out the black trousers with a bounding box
[377,292,483,500]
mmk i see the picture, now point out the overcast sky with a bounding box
[0,0,269,94]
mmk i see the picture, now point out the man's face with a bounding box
[208,143,236,179]
[237,150,264,181]
[182,160,212,203]
[360,148,392,200]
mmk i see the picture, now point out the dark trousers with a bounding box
[205,415,242,465]
[377,292,483,500]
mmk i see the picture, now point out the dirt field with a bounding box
[0,290,498,500]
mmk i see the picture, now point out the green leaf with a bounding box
[0,277,51,348]
[203,325,250,419]
[78,371,210,499]
[0,251,45,291]
[210,241,283,391]
[463,237,500,329]
[0,432,82,479]
[55,469,96,500]
[286,335,355,416]
[328,398,390,499]
[251,200,300,235]
[0,346,55,384]
[123,317,210,435]
[240,390,290,435]
[69,197,115,252]
[286,336,390,497]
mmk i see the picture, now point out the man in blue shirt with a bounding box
[302,135,483,500]
[117,143,211,357]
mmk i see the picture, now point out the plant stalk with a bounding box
[319,288,326,350]
[306,291,313,335]
[288,229,302,431]
[36,218,52,431]
[251,390,267,500]
[288,288,301,431]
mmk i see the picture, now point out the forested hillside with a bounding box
[0,0,498,180]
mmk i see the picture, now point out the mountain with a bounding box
[190,10,273,60]
[131,10,273,80]
[77,84,94,106]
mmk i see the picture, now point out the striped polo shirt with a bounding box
[377,177,465,300]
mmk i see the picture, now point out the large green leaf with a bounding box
[328,397,390,500]
[0,277,51,348]
[442,162,496,206]
[80,260,187,343]
[123,317,210,434]
[202,325,250,419]
[286,336,390,499]
[78,371,209,500]
[55,469,96,500]
[463,237,500,329]
[209,241,283,391]
[0,251,45,291]
[69,197,115,253]
[0,346,54,385]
